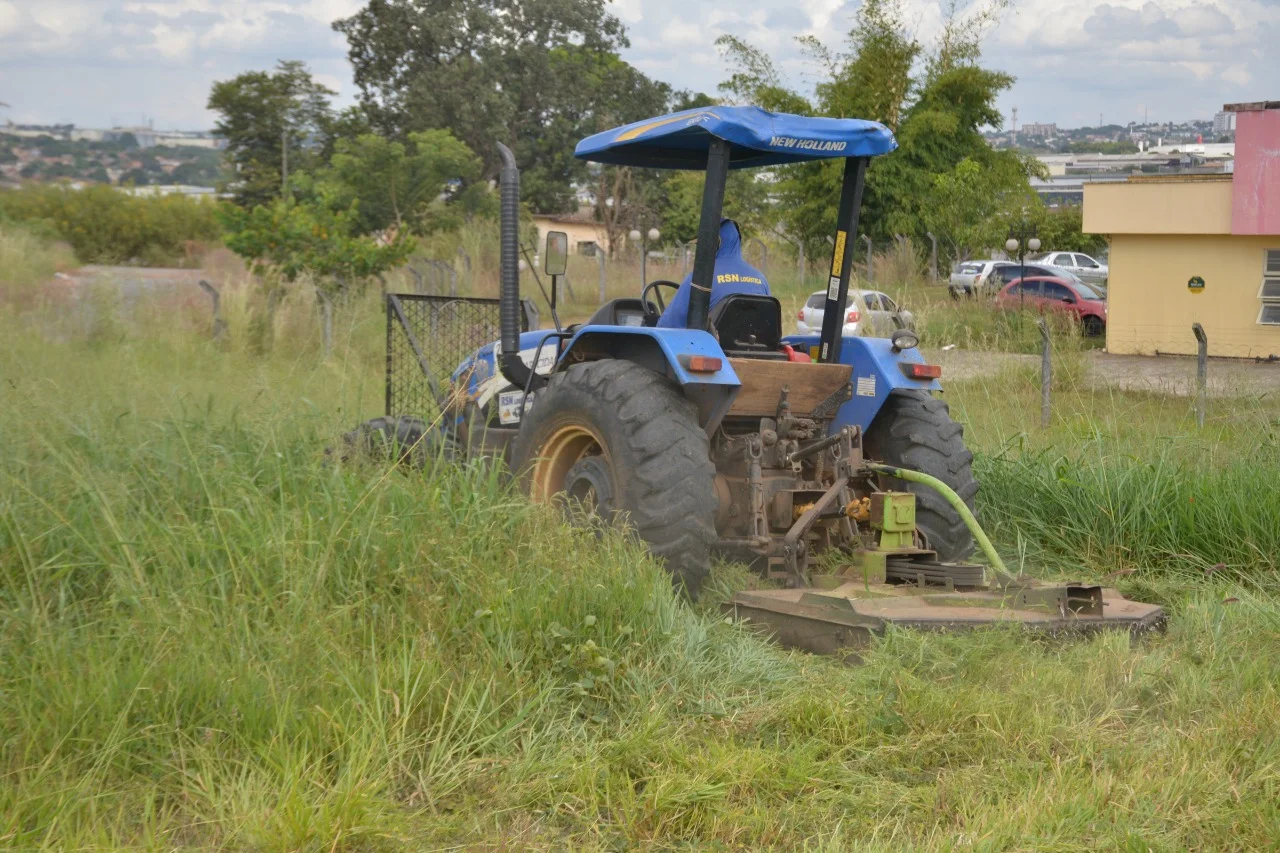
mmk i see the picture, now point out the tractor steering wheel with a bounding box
[641,280,682,324]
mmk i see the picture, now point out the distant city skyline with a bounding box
[1,0,1276,131]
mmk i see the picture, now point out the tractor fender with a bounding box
[558,326,741,431]
[453,329,559,411]
[780,334,943,433]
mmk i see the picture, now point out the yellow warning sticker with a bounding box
[831,230,847,276]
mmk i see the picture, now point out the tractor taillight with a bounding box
[902,363,942,380]
[797,309,804,320]
[845,308,860,323]
[681,355,723,373]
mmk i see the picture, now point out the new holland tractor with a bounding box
[357,106,1162,652]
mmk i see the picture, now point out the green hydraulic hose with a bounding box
[863,462,1016,587]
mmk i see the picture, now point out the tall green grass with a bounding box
[0,225,76,300]
[2,308,1280,848]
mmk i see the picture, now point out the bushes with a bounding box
[0,184,222,266]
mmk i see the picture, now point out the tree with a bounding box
[333,0,669,212]
[208,61,336,208]
[923,156,1038,261]
[221,195,414,285]
[315,129,483,235]
[119,168,150,186]
[715,0,1026,257]
[222,193,415,355]
[657,169,774,245]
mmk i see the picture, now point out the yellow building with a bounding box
[1083,101,1280,359]
[532,211,612,256]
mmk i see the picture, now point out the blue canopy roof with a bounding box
[574,106,897,170]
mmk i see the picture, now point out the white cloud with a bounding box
[0,0,1276,129]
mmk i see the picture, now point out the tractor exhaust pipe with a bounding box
[497,142,534,391]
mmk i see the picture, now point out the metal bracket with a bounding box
[811,382,854,419]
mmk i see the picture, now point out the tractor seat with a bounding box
[710,294,786,360]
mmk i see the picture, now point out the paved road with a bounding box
[929,348,1280,397]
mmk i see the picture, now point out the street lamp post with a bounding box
[1005,225,1041,307]
[629,226,661,287]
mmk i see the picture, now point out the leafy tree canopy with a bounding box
[220,194,414,288]
[333,0,670,213]
[308,129,485,236]
[208,60,338,209]
[715,0,1030,262]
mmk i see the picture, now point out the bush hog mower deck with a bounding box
[353,106,1163,653]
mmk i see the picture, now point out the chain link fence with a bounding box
[385,293,536,419]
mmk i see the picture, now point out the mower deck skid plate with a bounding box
[727,579,1166,655]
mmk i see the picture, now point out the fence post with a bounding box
[1037,318,1051,428]
[861,235,873,283]
[748,238,768,272]
[597,251,607,304]
[1193,323,1208,428]
[925,232,939,282]
[317,288,334,359]
[196,279,227,343]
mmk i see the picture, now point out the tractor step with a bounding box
[726,580,1166,656]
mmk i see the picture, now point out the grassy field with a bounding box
[2,270,1279,849]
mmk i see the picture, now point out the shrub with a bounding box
[0,184,222,266]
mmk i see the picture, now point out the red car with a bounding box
[994,276,1107,336]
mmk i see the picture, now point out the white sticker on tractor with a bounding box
[495,340,555,374]
[498,390,535,425]
[856,375,876,397]
[826,276,841,301]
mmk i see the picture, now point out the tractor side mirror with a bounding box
[544,231,568,276]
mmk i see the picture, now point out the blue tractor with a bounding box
[363,106,1162,651]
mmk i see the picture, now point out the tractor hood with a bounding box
[575,105,897,170]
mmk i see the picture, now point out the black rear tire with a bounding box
[863,390,978,562]
[1083,315,1105,337]
[511,360,716,595]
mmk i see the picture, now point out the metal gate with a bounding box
[385,293,535,418]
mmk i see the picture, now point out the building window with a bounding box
[1260,250,1280,326]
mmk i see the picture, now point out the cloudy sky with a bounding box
[1,0,1276,131]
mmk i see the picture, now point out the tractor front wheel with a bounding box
[863,390,978,563]
[511,360,716,595]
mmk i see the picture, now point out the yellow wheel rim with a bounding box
[528,423,606,502]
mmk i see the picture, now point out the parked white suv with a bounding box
[796,289,915,336]
[1032,252,1108,285]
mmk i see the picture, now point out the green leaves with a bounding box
[207,60,338,210]
[333,0,664,213]
[317,129,482,236]
[219,195,414,287]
